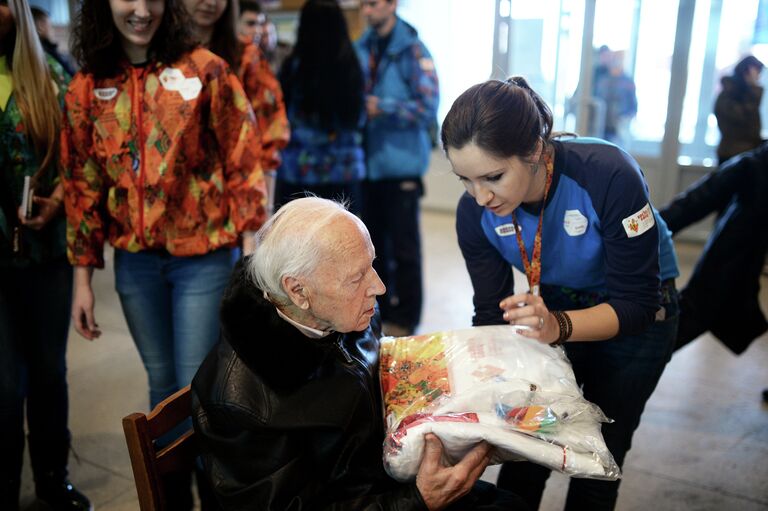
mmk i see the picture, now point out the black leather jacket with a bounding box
[192,260,427,510]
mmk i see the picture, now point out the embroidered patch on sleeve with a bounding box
[419,58,435,72]
[621,203,655,238]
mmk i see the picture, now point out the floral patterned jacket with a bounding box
[0,55,69,267]
[60,48,266,268]
[236,40,289,173]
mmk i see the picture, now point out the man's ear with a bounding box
[282,275,310,310]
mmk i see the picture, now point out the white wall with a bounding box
[422,149,464,213]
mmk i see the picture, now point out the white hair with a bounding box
[247,197,361,303]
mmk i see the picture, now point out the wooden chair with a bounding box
[122,385,198,511]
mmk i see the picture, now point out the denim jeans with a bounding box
[0,258,73,500]
[114,248,233,410]
[498,289,679,511]
[363,178,424,330]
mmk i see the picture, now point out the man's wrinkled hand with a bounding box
[415,433,492,511]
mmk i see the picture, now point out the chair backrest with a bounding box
[122,385,198,511]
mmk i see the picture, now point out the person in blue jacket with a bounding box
[356,0,439,336]
[440,77,680,511]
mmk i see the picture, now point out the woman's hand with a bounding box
[500,292,557,344]
[72,266,101,340]
[17,195,63,230]
[415,434,491,511]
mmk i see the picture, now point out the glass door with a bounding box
[494,0,586,133]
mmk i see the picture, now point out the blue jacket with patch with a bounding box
[457,138,679,336]
[355,18,439,180]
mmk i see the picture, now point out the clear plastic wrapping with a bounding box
[379,326,621,482]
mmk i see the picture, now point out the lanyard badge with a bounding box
[510,148,554,297]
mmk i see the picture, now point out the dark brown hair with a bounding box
[278,0,363,130]
[239,0,262,15]
[735,55,764,78]
[441,76,553,159]
[71,0,196,78]
[207,0,242,70]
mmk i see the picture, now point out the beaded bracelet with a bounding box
[550,310,573,346]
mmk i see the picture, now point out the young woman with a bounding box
[182,0,289,215]
[441,77,680,511]
[273,0,366,214]
[0,0,89,509]
[61,0,267,506]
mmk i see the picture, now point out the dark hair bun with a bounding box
[506,76,532,90]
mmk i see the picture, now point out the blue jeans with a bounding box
[498,288,679,511]
[114,249,233,410]
[0,258,73,499]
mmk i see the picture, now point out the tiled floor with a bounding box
[19,210,768,510]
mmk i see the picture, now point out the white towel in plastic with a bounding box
[379,326,620,482]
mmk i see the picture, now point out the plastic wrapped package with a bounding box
[379,325,621,482]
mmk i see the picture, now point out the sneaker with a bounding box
[36,480,92,511]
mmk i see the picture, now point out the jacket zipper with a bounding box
[333,336,378,437]
[334,336,353,364]
[132,67,148,247]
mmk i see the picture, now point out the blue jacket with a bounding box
[457,138,679,336]
[356,18,439,180]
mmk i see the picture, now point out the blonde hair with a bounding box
[7,0,61,184]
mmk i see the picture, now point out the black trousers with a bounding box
[498,289,679,510]
[0,258,73,504]
[449,480,530,510]
[363,178,423,330]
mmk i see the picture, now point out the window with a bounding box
[679,0,763,164]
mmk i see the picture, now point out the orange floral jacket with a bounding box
[60,48,267,268]
[237,40,289,172]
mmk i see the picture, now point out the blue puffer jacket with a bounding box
[356,18,439,181]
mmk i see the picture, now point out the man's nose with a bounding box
[369,270,386,296]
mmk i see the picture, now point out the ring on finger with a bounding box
[538,316,545,329]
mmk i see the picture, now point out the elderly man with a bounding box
[192,198,526,510]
